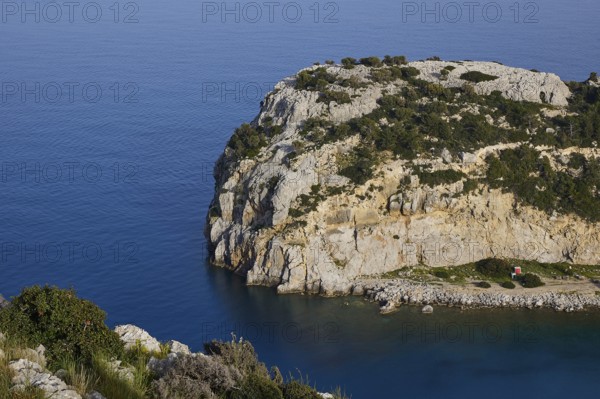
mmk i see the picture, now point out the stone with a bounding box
[106,360,135,383]
[422,305,434,314]
[0,294,8,310]
[14,347,46,368]
[114,324,161,353]
[9,359,82,399]
[167,340,191,355]
[441,148,453,163]
[86,392,107,399]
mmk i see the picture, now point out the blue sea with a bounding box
[1,0,599,397]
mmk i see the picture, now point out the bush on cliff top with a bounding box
[0,285,124,365]
[460,71,499,83]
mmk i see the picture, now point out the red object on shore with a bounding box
[514,266,522,275]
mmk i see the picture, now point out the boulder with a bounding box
[114,324,161,353]
[422,305,434,314]
[167,340,191,355]
[9,359,82,399]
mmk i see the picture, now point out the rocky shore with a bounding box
[359,277,600,313]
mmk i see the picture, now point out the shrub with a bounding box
[589,72,598,82]
[400,67,420,78]
[317,91,351,105]
[462,179,478,193]
[233,374,283,399]
[520,273,545,288]
[0,286,124,364]
[501,281,516,289]
[475,258,512,278]
[341,57,356,69]
[325,60,335,65]
[417,169,465,187]
[477,281,491,288]
[460,71,498,83]
[433,270,450,279]
[204,338,267,377]
[383,55,407,66]
[283,380,321,399]
[359,56,382,67]
[443,65,456,71]
[152,354,241,399]
[227,124,267,160]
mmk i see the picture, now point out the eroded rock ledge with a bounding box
[207,57,600,301]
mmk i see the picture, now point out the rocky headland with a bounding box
[207,56,600,311]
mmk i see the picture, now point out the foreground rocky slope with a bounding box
[207,57,600,298]
[1,288,341,398]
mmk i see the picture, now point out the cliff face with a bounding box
[207,60,600,296]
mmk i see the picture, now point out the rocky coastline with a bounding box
[358,278,600,314]
[206,56,600,308]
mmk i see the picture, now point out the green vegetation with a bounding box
[475,258,513,278]
[416,168,466,187]
[476,281,492,288]
[341,57,357,69]
[519,273,545,288]
[295,67,337,91]
[433,269,450,279]
[227,124,267,160]
[0,287,348,399]
[317,90,351,105]
[383,55,408,66]
[359,56,382,67]
[0,285,124,366]
[485,146,600,221]
[501,281,516,289]
[460,71,499,83]
[337,145,377,185]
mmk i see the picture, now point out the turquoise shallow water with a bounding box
[1,0,600,397]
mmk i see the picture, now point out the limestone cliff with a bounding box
[207,59,600,296]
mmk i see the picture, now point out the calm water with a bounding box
[1,0,600,397]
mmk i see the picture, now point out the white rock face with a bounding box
[9,359,82,399]
[114,324,161,353]
[207,60,599,296]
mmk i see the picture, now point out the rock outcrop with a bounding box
[9,359,82,399]
[207,59,600,298]
[114,324,162,352]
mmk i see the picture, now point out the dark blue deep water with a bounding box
[1,0,600,397]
